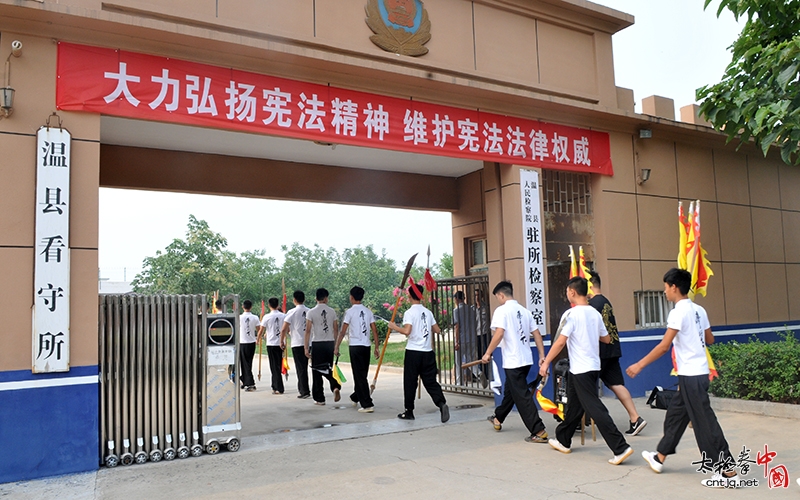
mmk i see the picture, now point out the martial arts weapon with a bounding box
[371,253,417,394]
[462,359,483,369]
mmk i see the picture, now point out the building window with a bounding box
[634,290,674,328]
[542,170,591,215]
[468,238,488,275]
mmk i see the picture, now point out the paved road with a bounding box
[3,367,799,499]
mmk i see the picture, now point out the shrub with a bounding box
[709,331,800,404]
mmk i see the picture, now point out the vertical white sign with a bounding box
[33,126,71,373]
[519,169,547,334]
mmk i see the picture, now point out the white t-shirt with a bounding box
[283,304,309,347]
[343,304,375,347]
[260,310,286,346]
[667,298,711,376]
[403,303,437,352]
[557,305,608,374]
[490,299,534,369]
[307,303,338,343]
[239,311,260,345]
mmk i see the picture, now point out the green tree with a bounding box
[131,215,235,294]
[279,243,340,307]
[334,245,400,313]
[230,249,281,315]
[434,252,454,279]
[697,0,800,165]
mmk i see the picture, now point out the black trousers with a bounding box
[657,374,732,464]
[349,345,373,408]
[239,342,256,388]
[555,370,629,455]
[403,349,446,411]
[292,345,310,397]
[266,345,284,393]
[311,341,341,403]
[495,365,545,436]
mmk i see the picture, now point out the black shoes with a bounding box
[397,410,415,420]
[625,416,647,436]
[439,403,450,423]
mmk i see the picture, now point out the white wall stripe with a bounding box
[0,375,98,392]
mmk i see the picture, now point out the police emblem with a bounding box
[365,0,431,56]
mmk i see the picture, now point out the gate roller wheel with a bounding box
[226,438,240,452]
[163,448,176,461]
[105,455,119,468]
[120,453,134,466]
[134,451,148,464]
[206,441,220,455]
[149,450,163,462]
[177,446,190,459]
[190,445,203,457]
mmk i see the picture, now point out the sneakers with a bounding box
[245,386,257,392]
[333,388,341,402]
[397,410,415,420]
[487,415,502,431]
[609,446,634,465]
[701,472,739,488]
[314,401,326,406]
[548,438,571,454]
[297,394,311,399]
[625,416,647,436]
[440,403,450,423]
[272,390,282,395]
[358,407,374,413]
[524,431,548,444]
[641,451,663,473]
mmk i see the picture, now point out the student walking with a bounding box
[540,277,633,465]
[280,291,311,399]
[387,283,449,423]
[305,288,342,406]
[587,271,646,436]
[238,300,260,392]
[258,297,286,394]
[480,281,548,443]
[336,286,380,413]
[626,268,738,488]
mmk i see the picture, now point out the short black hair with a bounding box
[350,286,365,301]
[243,299,253,310]
[293,290,305,304]
[408,283,424,300]
[453,290,465,301]
[316,288,329,301]
[588,270,601,288]
[664,268,692,295]
[492,281,513,296]
[268,297,279,309]
[566,276,588,297]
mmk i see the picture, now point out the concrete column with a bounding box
[0,33,101,482]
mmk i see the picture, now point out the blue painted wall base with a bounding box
[0,366,99,484]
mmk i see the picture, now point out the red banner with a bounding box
[56,42,612,175]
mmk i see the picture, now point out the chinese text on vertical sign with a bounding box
[520,169,547,334]
[33,127,71,373]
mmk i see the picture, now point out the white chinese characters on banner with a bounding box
[34,127,71,373]
[520,169,547,334]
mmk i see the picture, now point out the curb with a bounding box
[710,396,800,420]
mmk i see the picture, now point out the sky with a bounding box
[97,1,745,283]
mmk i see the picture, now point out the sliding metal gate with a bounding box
[99,294,241,468]
[431,275,493,397]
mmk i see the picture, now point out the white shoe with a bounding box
[358,406,374,413]
[548,438,571,454]
[609,447,634,465]
[701,472,738,488]
[641,451,663,473]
